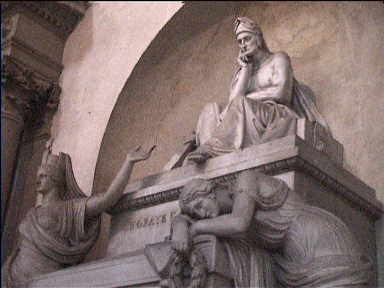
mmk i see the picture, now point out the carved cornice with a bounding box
[109,156,383,219]
[111,188,181,215]
[3,36,64,74]
[4,56,54,96]
[2,1,89,39]
[2,56,61,123]
[1,2,88,123]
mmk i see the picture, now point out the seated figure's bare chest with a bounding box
[252,58,276,90]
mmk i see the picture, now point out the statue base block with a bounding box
[30,235,235,288]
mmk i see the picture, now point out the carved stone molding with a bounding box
[109,155,381,217]
[3,56,61,124]
[1,2,88,125]
[2,1,89,39]
[111,188,181,215]
[108,137,383,219]
[3,35,64,74]
[3,56,57,97]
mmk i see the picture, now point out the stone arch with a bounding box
[92,2,250,195]
[52,2,184,194]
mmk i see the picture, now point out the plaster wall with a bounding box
[50,1,183,195]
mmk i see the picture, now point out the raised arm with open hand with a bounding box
[85,145,156,218]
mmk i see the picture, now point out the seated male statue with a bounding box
[3,140,155,288]
[185,17,330,164]
[171,170,372,287]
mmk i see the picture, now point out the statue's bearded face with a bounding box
[186,196,220,219]
[237,31,260,57]
[36,168,55,195]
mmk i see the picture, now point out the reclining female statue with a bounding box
[186,17,330,164]
[171,170,372,287]
[3,140,155,288]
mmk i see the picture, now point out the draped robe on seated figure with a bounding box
[162,17,331,168]
[193,60,330,159]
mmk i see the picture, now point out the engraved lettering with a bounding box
[123,211,179,231]
[136,219,143,229]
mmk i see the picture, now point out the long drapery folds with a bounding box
[292,78,331,135]
[4,152,100,288]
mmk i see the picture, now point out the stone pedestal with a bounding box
[27,124,383,287]
[29,235,234,288]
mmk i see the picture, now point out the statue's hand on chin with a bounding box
[237,50,252,67]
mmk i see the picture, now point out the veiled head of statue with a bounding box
[37,139,87,200]
[38,149,65,190]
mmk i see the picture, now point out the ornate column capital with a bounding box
[2,56,61,125]
[1,1,89,126]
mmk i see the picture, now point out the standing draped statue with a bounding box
[3,140,155,288]
[186,17,330,164]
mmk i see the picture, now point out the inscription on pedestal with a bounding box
[124,210,178,232]
[107,201,180,257]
